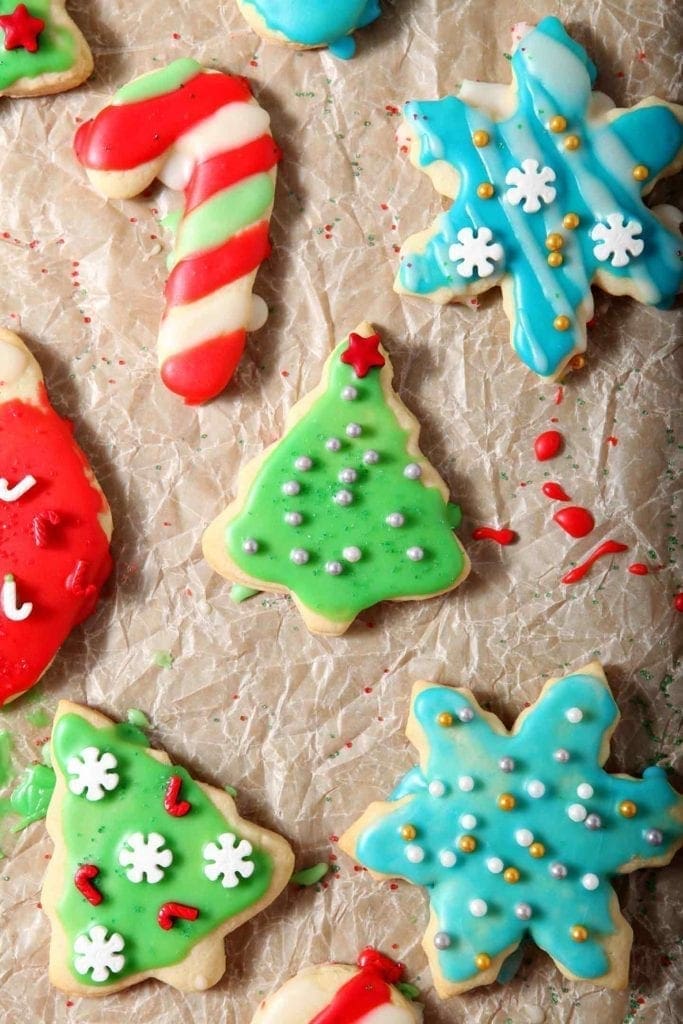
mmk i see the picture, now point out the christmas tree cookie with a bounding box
[341,662,683,997]
[395,16,683,380]
[251,948,422,1023]
[236,1,382,59]
[0,329,112,706]
[202,323,470,636]
[42,702,294,996]
[0,2,92,97]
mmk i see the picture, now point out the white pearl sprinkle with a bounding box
[325,561,343,576]
[515,828,534,848]
[242,539,259,554]
[577,783,594,800]
[363,450,379,465]
[407,546,424,561]
[486,856,504,874]
[567,803,587,822]
[294,456,312,471]
[458,775,474,792]
[326,438,341,452]
[403,463,422,480]
[290,548,309,565]
[460,813,477,830]
[439,850,457,868]
[469,898,488,918]
[342,546,362,563]
[386,512,405,528]
[334,490,353,506]
[581,873,600,891]
[284,511,303,526]
[526,780,546,799]
[338,468,357,484]
[565,707,583,724]
[282,481,300,496]
[458,708,474,723]
[346,423,362,438]
[341,386,358,401]
[405,844,424,864]
[429,780,446,798]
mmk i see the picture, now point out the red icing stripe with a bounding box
[165,221,272,309]
[309,949,402,1024]
[74,72,254,171]
[184,134,281,215]
[160,331,246,405]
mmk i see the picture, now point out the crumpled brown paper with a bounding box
[0,1,681,1022]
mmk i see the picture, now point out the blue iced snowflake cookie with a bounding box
[236,0,382,58]
[340,661,683,998]
[395,17,683,380]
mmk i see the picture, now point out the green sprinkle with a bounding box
[396,981,421,1001]
[26,708,51,729]
[230,584,260,604]
[126,708,151,730]
[153,651,174,669]
[0,731,12,788]
[290,863,329,887]
[224,785,238,798]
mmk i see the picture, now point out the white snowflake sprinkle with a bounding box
[66,747,119,801]
[203,832,255,888]
[118,832,173,884]
[449,226,504,278]
[591,213,644,268]
[505,159,557,213]
[74,925,125,983]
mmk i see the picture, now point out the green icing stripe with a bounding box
[0,0,76,89]
[53,713,274,987]
[172,173,275,265]
[113,58,201,106]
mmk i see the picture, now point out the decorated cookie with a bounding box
[0,1,92,97]
[0,329,112,706]
[74,58,280,405]
[202,322,470,636]
[395,17,683,380]
[42,702,294,995]
[251,947,423,1023]
[236,1,382,59]
[340,662,683,997]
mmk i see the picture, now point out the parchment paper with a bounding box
[0,1,681,1022]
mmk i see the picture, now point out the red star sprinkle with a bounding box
[340,332,385,378]
[0,4,44,52]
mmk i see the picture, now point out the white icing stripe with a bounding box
[158,273,262,360]
[358,1005,417,1024]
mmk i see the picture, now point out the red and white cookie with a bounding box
[0,329,112,705]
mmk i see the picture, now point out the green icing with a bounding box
[230,584,261,604]
[225,341,467,624]
[0,0,76,90]
[172,173,275,265]
[9,763,55,831]
[113,58,200,106]
[26,707,51,728]
[290,862,329,886]
[125,708,151,730]
[0,729,11,787]
[53,713,274,987]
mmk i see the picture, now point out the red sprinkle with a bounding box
[674,594,683,613]
[534,430,563,461]
[472,526,518,545]
[164,774,191,817]
[158,902,199,930]
[542,482,571,502]
[32,509,61,548]
[553,386,564,405]
[562,540,629,585]
[74,864,102,906]
[628,563,650,576]
[553,506,595,539]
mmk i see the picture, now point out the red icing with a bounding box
[534,430,563,461]
[561,540,628,585]
[160,331,246,405]
[164,221,271,309]
[32,509,60,547]
[309,948,404,1024]
[157,901,199,930]
[675,593,683,613]
[74,864,102,906]
[164,774,191,817]
[340,333,385,378]
[0,4,44,52]
[0,386,112,705]
[553,506,595,539]
[628,563,650,576]
[472,526,517,545]
[542,482,571,502]
[184,134,281,215]
[553,386,564,405]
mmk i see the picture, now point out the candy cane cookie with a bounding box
[74,58,281,405]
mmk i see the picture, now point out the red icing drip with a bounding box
[0,4,44,52]
[553,506,595,539]
[472,526,517,545]
[542,482,571,502]
[628,563,650,576]
[674,593,683,613]
[160,331,246,405]
[164,221,271,309]
[0,386,112,705]
[561,540,629,584]
[157,901,199,930]
[74,864,102,906]
[164,774,191,817]
[309,948,403,1024]
[553,386,564,405]
[183,134,281,215]
[534,430,563,461]
[340,333,385,378]
[32,509,60,548]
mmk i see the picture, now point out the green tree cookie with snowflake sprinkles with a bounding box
[42,702,294,996]
[203,322,470,636]
[395,16,683,381]
[0,2,92,97]
[341,662,683,998]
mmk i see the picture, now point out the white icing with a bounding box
[591,213,644,268]
[0,474,36,502]
[1,574,33,622]
[505,159,557,213]
[0,339,28,385]
[66,746,119,801]
[74,925,125,983]
[449,226,504,278]
[203,832,255,887]
[118,832,173,884]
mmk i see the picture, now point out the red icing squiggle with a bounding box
[542,482,571,502]
[561,540,628,585]
[74,864,102,906]
[164,774,191,817]
[0,386,112,705]
[157,901,199,930]
[553,506,595,539]
[534,430,563,461]
[472,526,517,545]
[309,948,404,1024]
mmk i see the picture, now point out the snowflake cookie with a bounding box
[236,1,382,59]
[42,702,294,995]
[0,2,92,97]
[395,16,683,380]
[340,662,683,998]
[202,322,470,636]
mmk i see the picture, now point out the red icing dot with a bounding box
[553,506,595,538]
[542,482,571,502]
[674,593,683,613]
[628,563,650,576]
[0,4,44,52]
[534,430,563,461]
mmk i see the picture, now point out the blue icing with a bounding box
[396,16,683,378]
[242,0,381,54]
[352,670,683,988]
